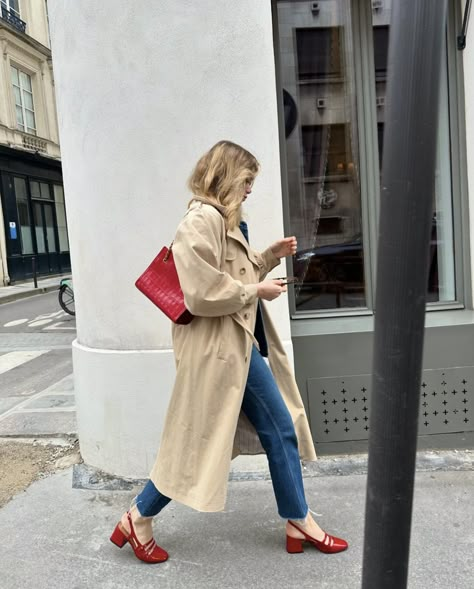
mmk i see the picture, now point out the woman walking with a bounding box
[110,140,348,563]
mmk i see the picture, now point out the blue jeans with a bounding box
[135,346,309,520]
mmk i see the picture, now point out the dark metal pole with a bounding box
[32,256,38,288]
[361,2,448,588]
[457,0,472,50]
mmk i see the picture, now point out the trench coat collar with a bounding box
[190,196,255,260]
[190,195,227,216]
[188,194,261,267]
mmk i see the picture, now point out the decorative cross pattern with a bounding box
[307,368,473,443]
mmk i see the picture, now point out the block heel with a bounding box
[109,511,168,563]
[110,523,128,548]
[286,535,304,553]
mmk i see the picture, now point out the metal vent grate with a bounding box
[307,367,473,442]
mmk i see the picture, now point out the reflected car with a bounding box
[294,235,364,288]
[293,230,439,301]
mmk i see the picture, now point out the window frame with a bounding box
[11,65,37,136]
[13,175,34,256]
[273,0,470,320]
[1,0,20,18]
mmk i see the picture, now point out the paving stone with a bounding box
[0,397,24,414]
[0,411,76,436]
[0,350,72,399]
[42,374,74,394]
[25,394,75,410]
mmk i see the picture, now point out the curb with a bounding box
[72,449,474,491]
[0,284,60,305]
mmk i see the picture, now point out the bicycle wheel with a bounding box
[59,284,75,316]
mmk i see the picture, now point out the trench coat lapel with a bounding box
[227,226,250,251]
[190,196,260,267]
[227,226,262,268]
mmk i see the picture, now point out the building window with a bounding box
[275,0,461,315]
[1,0,20,19]
[1,0,26,33]
[11,66,37,136]
[53,185,70,252]
[14,177,34,255]
[30,181,53,200]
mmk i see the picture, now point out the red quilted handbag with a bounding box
[135,242,194,325]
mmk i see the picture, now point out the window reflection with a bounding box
[296,28,343,80]
[372,2,456,302]
[277,0,367,311]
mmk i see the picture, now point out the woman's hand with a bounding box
[270,236,297,259]
[257,279,287,301]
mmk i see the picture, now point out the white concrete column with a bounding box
[47,0,292,478]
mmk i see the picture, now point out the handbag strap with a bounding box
[164,241,174,262]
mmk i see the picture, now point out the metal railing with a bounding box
[0,5,26,34]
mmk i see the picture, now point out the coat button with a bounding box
[239,268,246,275]
[244,313,249,320]
[245,356,248,362]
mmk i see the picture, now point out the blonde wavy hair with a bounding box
[188,140,260,230]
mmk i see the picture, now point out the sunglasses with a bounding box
[273,276,301,286]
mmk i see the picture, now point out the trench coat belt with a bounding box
[230,314,260,351]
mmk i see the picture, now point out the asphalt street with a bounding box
[0,291,76,437]
[0,290,76,333]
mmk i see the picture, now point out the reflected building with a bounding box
[0,0,69,285]
[277,0,453,311]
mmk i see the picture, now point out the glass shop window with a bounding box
[275,0,458,314]
[14,177,34,255]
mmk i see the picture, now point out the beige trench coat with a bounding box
[150,198,317,512]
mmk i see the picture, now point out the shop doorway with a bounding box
[32,199,60,274]
[0,171,70,282]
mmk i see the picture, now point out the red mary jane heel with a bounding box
[286,520,348,554]
[110,511,168,564]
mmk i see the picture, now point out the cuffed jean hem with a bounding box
[134,479,172,517]
[278,507,309,521]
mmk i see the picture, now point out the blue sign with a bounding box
[9,221,17,240]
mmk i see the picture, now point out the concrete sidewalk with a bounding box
[0,464,472,589]
[0,274,71,305]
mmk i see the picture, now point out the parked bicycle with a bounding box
[58,278,75,316]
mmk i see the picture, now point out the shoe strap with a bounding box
[288,519,312,540]
[126,512,139,546]
[288,519,329,546]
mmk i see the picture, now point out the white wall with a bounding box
[47,0,292,477]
